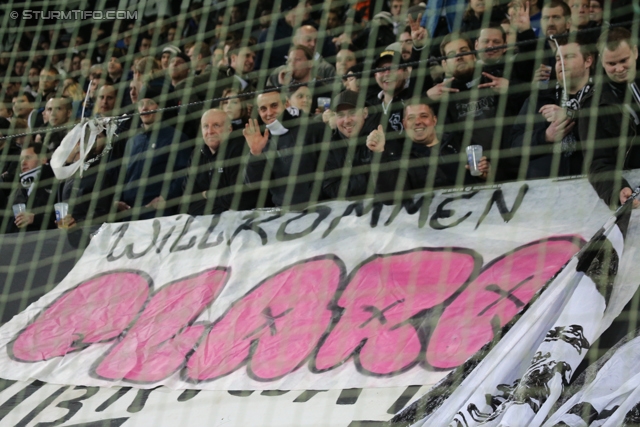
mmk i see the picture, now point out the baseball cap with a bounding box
[332,90,365,111]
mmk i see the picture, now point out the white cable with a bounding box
[80,80,93,119]
[550,35,569,106]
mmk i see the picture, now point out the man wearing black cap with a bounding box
[322,90,383,200]
[114,85,191,220]
[243,89,324,208]
[368,50,414,133]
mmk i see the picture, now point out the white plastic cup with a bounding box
[54,203,69,228]
[538,65,552,90]
[317,97,331,110]
[466,145,483,177]
[12,203,26,217]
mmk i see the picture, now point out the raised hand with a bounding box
[278,67,293,86]
[332,33,352,49]
[478,72,509,95]
[426,78,460,101]
[408,13,427,49]
[322,109,336,129]
[509,0,531,33]
[366,125,386,153]
[243,118,270,155]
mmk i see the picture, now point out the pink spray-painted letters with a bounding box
[10,237,582,382]
[11,271,151,362]
[427,237,583,368]
[186,257,344,381]
[314,249,478,375]
[95,268,229,382]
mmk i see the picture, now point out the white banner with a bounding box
[0,178,617,392]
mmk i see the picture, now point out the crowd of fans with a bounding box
[0,0,636,233]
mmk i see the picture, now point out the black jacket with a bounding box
[376,133,480,203]
[244,111,326,208]
[322,119,380,200]
[5,163,58,233]
[583,78,640,207]
[510,84,588,179]
[367,83,415,134]
[510,29,558,84]
[187,138,257,215]
[61,153,115,224]
[438,73,522,157]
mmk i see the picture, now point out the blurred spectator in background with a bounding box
[58,131,115,227]
[219,88,250,131]
[38,66,60,102]
[0,97,12,119]
[168,51,191,89]
[336,49,357,80]
[589,0,604,26]
[107,54,125,85]
[115,85,190,220]
[188,42,211,76]
[286,84,313,114]
[6,142,57,233]
[43,97,73,151]
[161,45,181,70]
[25,65,41,98]
[225,43,257,91]
[568,0,590,30]
[256,0,311,69]
[293,25,336,79]
[12,92,36,128]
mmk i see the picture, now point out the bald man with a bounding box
[291,25,336,80]
[186,109,257,215]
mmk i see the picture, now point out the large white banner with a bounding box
[0,178,617,393]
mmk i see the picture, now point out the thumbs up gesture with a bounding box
[366,125,386,153]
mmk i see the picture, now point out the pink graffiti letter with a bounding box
[11,271,150,362]
[427,237,582,369]
[95,268,229,382]
[187,257,343,382]
[314,249,477,375]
